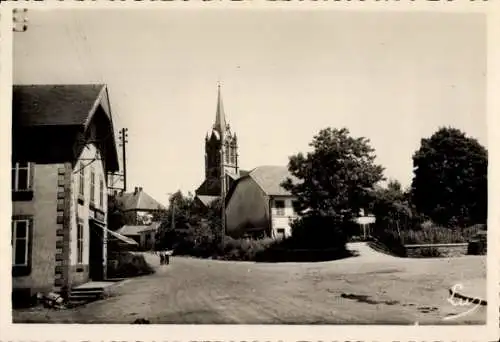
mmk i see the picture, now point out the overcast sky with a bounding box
[13,9,487,206]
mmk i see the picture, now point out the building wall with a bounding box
[12,163,61,295]
[69,143,108,286]
[225,177,270,238]
[123,210,154,225]
[139,230,157,250]
[270,197,298,238]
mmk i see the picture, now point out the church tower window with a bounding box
[230,146,236,164]
[225,143,230,164]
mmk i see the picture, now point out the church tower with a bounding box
[196,85,239,198]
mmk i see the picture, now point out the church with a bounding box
[194,86,299,239]
[194,85,248,208]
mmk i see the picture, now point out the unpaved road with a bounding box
[14,243,486,324]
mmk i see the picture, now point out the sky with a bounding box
[13,9,487,206]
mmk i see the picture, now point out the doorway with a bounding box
[89,221,104,281]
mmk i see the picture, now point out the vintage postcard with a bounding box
[0,0,499,341]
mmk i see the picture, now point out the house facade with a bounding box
[12,84,120,302]
[269,197,298,239]
[114,187,166,225]
[225,165,299,239]
[138,222,161,250]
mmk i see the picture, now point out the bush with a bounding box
[372,222,486,257]
[371,229,407,257]
[216,237,275,261]
[467,229,487,255]
[107,252,155,278]
[415,247,442,258]
[289,215,349,249]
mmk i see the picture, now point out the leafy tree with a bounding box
[281,128,384,250]
[156,191,222,254]
[107,194,126,231]
[282,127,385,224]
[371,179,416,234]
[156,191,197,249]
[411,127,487,227]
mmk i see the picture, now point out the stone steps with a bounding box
[68,287,105,306]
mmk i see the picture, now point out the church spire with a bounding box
[214,83,227,134]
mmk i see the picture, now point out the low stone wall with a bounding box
[404,243,468,258]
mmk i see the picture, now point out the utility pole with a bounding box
[171,198,176,231]
[118,128,128,192]
[108,128,128,194]
[220,134,226,246]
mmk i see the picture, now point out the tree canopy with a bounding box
[282,127,385,224]
[411,127,487,227]
[370,179,416,233]
[156,191,222,251]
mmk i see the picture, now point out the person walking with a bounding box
[159,252,165,265]
[165,250,170,265]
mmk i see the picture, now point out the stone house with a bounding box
[11,84,125,302]
[114,187,166,225]
[224,165,299,239]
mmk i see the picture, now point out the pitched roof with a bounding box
[227,171,239,181]
[196,195,219,207]
[249,165,298,196]
[13,84,110,127]
[116,187,166,212]
[12,84,119,171]
[116,225,146,236]
[138,221,161,233]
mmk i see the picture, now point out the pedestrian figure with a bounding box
[160,252,165,265]
[165,251,170,265]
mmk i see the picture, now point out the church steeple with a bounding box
[196,84,240,198]
[214,83,227,134]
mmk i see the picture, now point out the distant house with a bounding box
[11,84,134,302]
[114,187,166,225]
[354,209,376,240]
[115,225,145,245]
[225,165,299,239]
[138,222,161,250]
[115,221,160,250]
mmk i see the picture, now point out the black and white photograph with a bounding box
[1,1,499,340]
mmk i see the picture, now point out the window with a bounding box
[90,167,95,205]
[275,200,285,216]
[78,163,85,197]
[77,222,84,264]
[12,162,31,191]
[99,178,104,208]
[12,219,30,266]
[230,146,236,164]
[224,143,230,164]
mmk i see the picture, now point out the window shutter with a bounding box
[29,162,35,190]
[11,220,15,246]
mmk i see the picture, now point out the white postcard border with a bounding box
[0,0,498,341]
